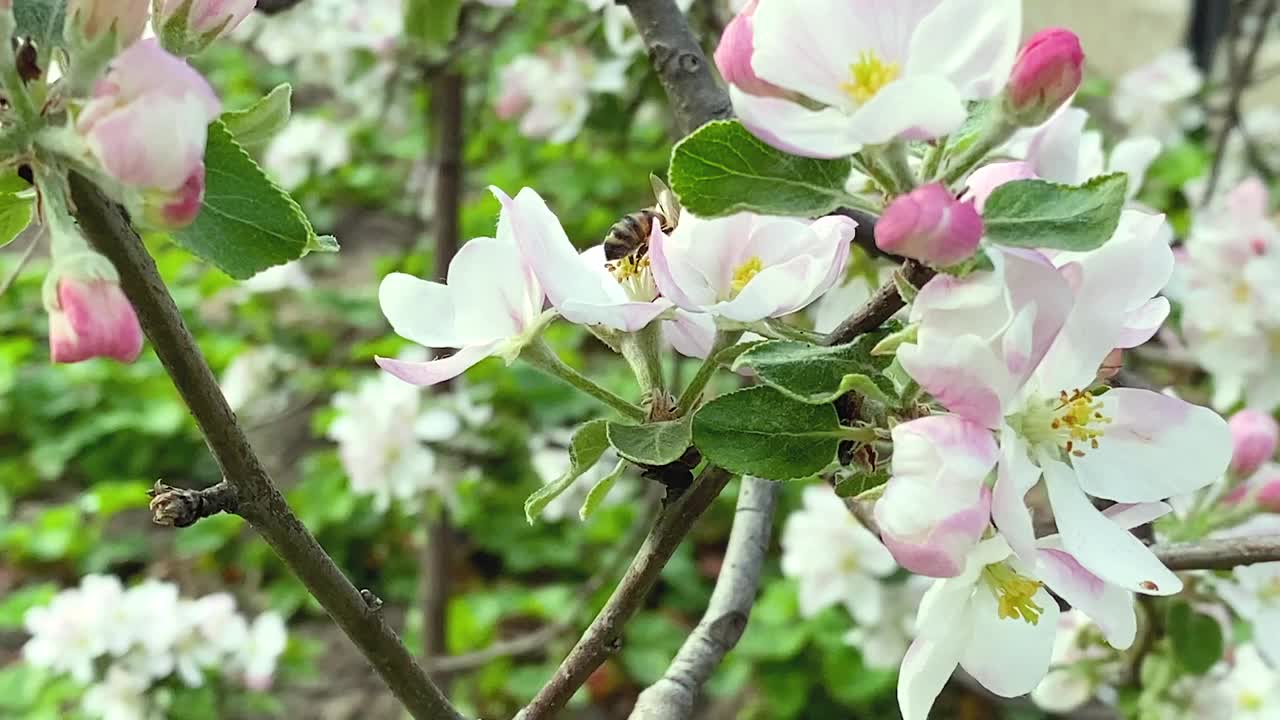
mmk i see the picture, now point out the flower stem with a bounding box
[882,141,918,193]
[920,135,949,183]
[676,330,742,416]
[759,318,825,343]
[521,339,646,422]
[853,151,902,197]
[619,322,666,406]
[939,110,1017,187]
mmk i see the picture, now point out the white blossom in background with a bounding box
[241,260,314,295]
[494,47,627,143]
[1185,108,1280,206]
[220,346,300,422]
[530,430,628,521]
[22,576,288,717]
[262,115,351,190]
[842,576,930,669]
[1218,644,1280,719]
[1216,562,1280,666]
[1031,611,1112,713]
[328,370,452,512]
[1111,48,1204,144]
[780,485,896,623]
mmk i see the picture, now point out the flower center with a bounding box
[1013,388,1113,458]
[982,562,1045,625]
[841,51,900,104]
[731,256,763,295]
[1259,578,1280,605]
[609,254,658,301]
[1233,281,1253,304]
[1240,692,1264,711]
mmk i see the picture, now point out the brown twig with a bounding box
[821,260,935,347]
[1154,535,1280,570]
[67,175,462,720]
[148,480,238,528]
[514,466,734,720]
[629,476,778,720]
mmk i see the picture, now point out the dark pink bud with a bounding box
[1230,409,1279,478]
[49,277,144,364]
[713,0,784,98]
[1005,28,1084,126]
[875,183,983,266]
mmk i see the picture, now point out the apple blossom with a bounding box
[376,201,548,385]
[1218,644,1280,719]
[263,114,352,190]
[1216,562,1280,667]
[713,0,784,98]
[66,0,150,46]
[781,485,897,622]
[649,211,855,323]
[1030,611,1109,714]
[1230,410,1280,478]
[1003,28,1084,126]
[842,577,931,669]
[237,612,288,691]
[77,39,221,228]
[493,48,627,143]
[875,183,983,266]
[82,666,155,720]
[494,185,672,331]
[1111,48,1204,144]
[45,260,144,364]
[898,214,1230,594]
[156,0,257,54]
[875,414,997,577]
[731,0,1021,158]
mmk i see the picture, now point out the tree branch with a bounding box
[629,476,777,720]
[1154,535,1280,570]
[617,0,732,135]
[515,466,734,720]
[148,480,237,527]
[67,176,462,720]
[821,260,935,347]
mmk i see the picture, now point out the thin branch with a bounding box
[0,225,40,296]
[515,466,734,720]
[617,0,733,134]
[1154,535,1280,570]
[149,480,237,527]
[67,176,462,720]
[821,260,935,347]
[629,477,778,720]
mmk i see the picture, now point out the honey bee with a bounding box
[603,175,682,263]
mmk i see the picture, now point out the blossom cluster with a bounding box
[22,575,287,720]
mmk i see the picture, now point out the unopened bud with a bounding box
[65,0,150,47]
[156,0,256,56]
[1004,28,1084,127]
[875,183,983,266]
[714,0,784,98]
[1230,409,1279,478]
[46,258,143,364]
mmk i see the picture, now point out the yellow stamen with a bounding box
[983,563,1045,625]
[1241,692,1264,711]
[1050,389,1112,457]
[731,256,763,295]
[841,51,900,104]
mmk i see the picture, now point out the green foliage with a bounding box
[605,415,692,465]
[222,84,293,151]
[170,121,333,279]
[523,419,610,522]
[0,190,32,248]
[668,120,856,217]
[404,0,463,54]
[13,0,65,53]
[1167,602,1224,675]
[733,336,895,405]
[982,173,1129,251]
[692,386,843,480]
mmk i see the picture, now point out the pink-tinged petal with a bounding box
[1115,297,1170,348]
[375,344,499,387]
[155,165,205,229]
[663,309,716,359]
[85,96,209,191]
[1003,28,1085,125]
[1229,409,1280,478]
[899,632,968,720]
[964,161,1037,212]
[1103,502,1173,529]
[1227,176,1271,219]
[50,278,144,364]
[493,186,607,311]
[906,0,1022,98]
[378,272,459,348]
[1035,543,1136,648]
[648,223,708,310]
[731,87,865,158]
[993,428,1040,562]
[1073,388,1232,502]
[446,236,540,344]
[1026,107,1088,184]
[846,75,968,144]
[878,486,992,578]
[559,298,672,332]
[805,215,857,298]
[898,334,1014,428]
[749,0,873,109]
[959,585,1060,696]
[1041,457,1182,595]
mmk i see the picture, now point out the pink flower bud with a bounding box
[1256,476,1280,513]
[49,276,143,364]
[1229,409,1279,478]
[713,0,783,98]
[77,39,220,226]
[147,165,206,229]
[875,183,983,266]
[1004,28,1084,126]
[156,0,256,55]
[67,0,150,45]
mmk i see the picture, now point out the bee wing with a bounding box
[650,173,681,228]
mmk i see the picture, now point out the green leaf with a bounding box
[13,0,65,53]
[0,193,32,249]
[606,415,692,465]
[668,120,855,217]
[692,386,842,480]
[0,583,56,629]
[171,121,332,280]
[1168,602,1224,675]
[733,337,895,405]
[833,468,890,498]
[222,84,292,151]
[523,420,610,523]
[982,173,1129,251]
[404,0,462,53]
[578,459,627,521]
